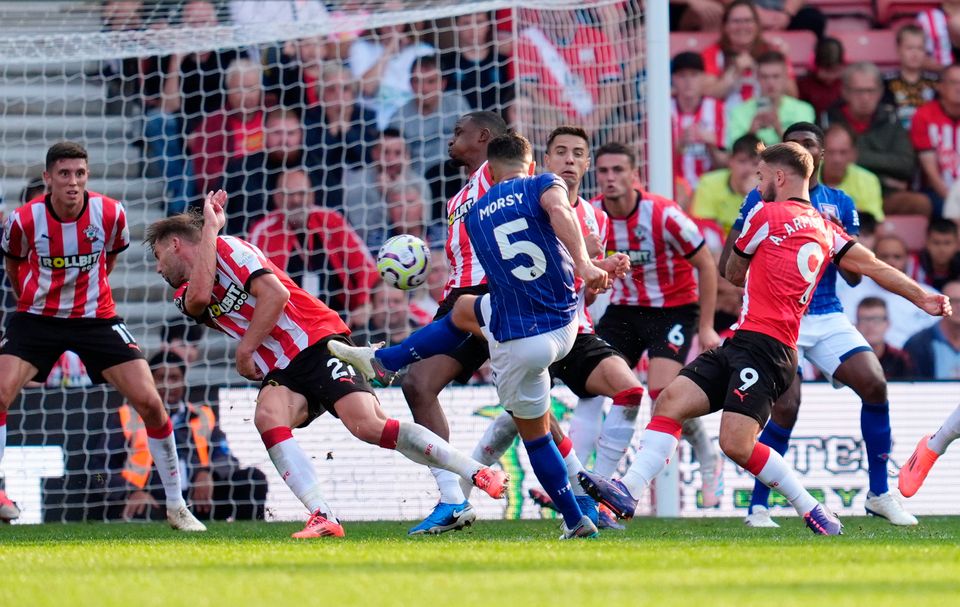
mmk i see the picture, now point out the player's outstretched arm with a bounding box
[183,190,227,317]
[839,243,953,318]
[236,273,290,380]
[540,186,608,291]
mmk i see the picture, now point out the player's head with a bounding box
[149,350,188,405]
[544,125,590,192]
[594,142,638,202]
[448,111,508,167]
[855,297,889,347]
[44,141,88,208]
[926,217,959,267]
[145,212,204,288]
[756,142,813,202]
[486,131,534,182]
[782,122,824,174]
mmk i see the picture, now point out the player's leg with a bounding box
[746,373,801,526]
[582,354,645,478]
[101,358,206,532]
[254,384,344,538]
[900,404,960,497]
[0,354,42,522]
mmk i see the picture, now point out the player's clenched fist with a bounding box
[922,293,953,317]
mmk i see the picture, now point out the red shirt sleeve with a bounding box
[108,202,131,254]
[701,45,723,76]
[217,236,269,290]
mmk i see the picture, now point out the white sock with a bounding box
[620,427,680,497]
[570,396,605,464]
[460,413,518,498]
[0,416,6,470]
[395,421,481,480]
[431,468,466,504]
[751,446,818,516]
[682,417,718,469]
[929,405,960,455]
[146,423,186,510]
[266,432,337,522]
[594,405,639,477]
[560,439,587,496]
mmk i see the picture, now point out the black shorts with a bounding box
[679,330,798,427]
[432,284,490,384]
[261,334,376,428]
[596,304,699,367]
[549,333,624,399]
[0,312,145,384]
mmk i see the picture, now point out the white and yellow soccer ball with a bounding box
[376,234,431,290]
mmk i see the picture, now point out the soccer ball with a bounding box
[376,234,430,290]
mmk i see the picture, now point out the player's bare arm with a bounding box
[105,252,119,276]
[724,246,751,288]
[4,256,22,300]
[182,190,227,317]
[717,227,740,279]
[236,272,289,380]
[540,185,608,291]
[688,246,721,350]
[838,243,953,318]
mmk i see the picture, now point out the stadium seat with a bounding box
[880,214,929,252]
[669,32,716,57]
[833,30,899,68]
[876,1,940,26]
[763,31,817,70]
[810,0,875,30]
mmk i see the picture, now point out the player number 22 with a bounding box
[493,218,548,282]
[795,242,825,305]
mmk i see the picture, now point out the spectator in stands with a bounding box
[349,21,435,129]
[856,298,914,380]
[912,64,960,216]
[727,51,814,147]
[43,352,92,388]
[109,351,268,521]
[798,37,845,121]
[671,52,727,192]
[691,133,761,234]
[752,1,825,39]
[101,0,145,116]
[341,129,430,250]
[820,123,885,222]
[159,318,203,365]
[826,62,927,217]
[858,212,879,251]
[263,35,330,110]
[838,234,940,348]
[903,280,960,379]
[223,107,306,236]
[383,182,443,246]
[303,62,379,211]
[915,218,960,291]
[441,11,514,113]
[884,24,938,131]
[230,0,328,62]
[350,284,421,347]
[670,0,725,32]
[701,1,797,109]
[140,0,238,214]
[19,177,44,204]
[916,1,960,70]
[247,168,378,322]
[516,11,622,137]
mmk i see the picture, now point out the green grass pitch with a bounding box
[2,517,958,607]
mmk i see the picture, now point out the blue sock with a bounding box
[749,420,792,512]
[375,314,471,371]
[861,401,891,495]
[524,434,583,528]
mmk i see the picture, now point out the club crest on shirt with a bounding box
[83,225,100,242]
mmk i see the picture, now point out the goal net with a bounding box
[0,0,663,524]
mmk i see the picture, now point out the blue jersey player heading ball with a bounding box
[329,132,629,539]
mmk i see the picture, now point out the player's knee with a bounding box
[0,383,19,411]
[349,416,386,444]
[717,433,752,466]
[253,401,285,433]
[131,394,167,428]
[771,397,800,428]
[855,377,887,404]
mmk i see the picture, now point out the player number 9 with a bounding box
[795,242,825,305]
[738,367,759,391]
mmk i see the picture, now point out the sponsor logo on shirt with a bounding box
[39,251,102,271]
[207,283,248,318]
[609,248,652,265]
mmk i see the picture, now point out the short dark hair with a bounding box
[380,127,403,140]
[671,51,704,74]
[927,217,959,237]
[857,296,887,313]
[730,133,763,158]
[45,141,88,171]
[546,125,590,153]
[486,131,532,164]
[859,212,878,234]
[144,211,204,254]
[756,50,787,67]
[595,142,637,168]
[411,55,440,75]
[760,142,813,178]
[20,177,45,204]
[148,350,188,378]
[783,121,825,147]
[464,111,508,136]
[814,37,844,69]
[897,23,925,45]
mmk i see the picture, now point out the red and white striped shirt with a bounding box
[910,100,960,188]
[443,161,492,296]
[594,189,704,308]
[671,96,726,189]
[573,196,609,334]
[1,192,129,319]
[918,9,955,67]
[173,235,349,374]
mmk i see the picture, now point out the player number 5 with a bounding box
[795,242,825,305]
[493,218,548,282]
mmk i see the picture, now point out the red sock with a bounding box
[379,419,400,449]
[645,415,682,439]
[145,418,173,439]
[745,442,771,476]
[261,426,293,449]
[612,387,644,407]
[0,411,7,425]
[648,388,662,402]
[557,435,573,458]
